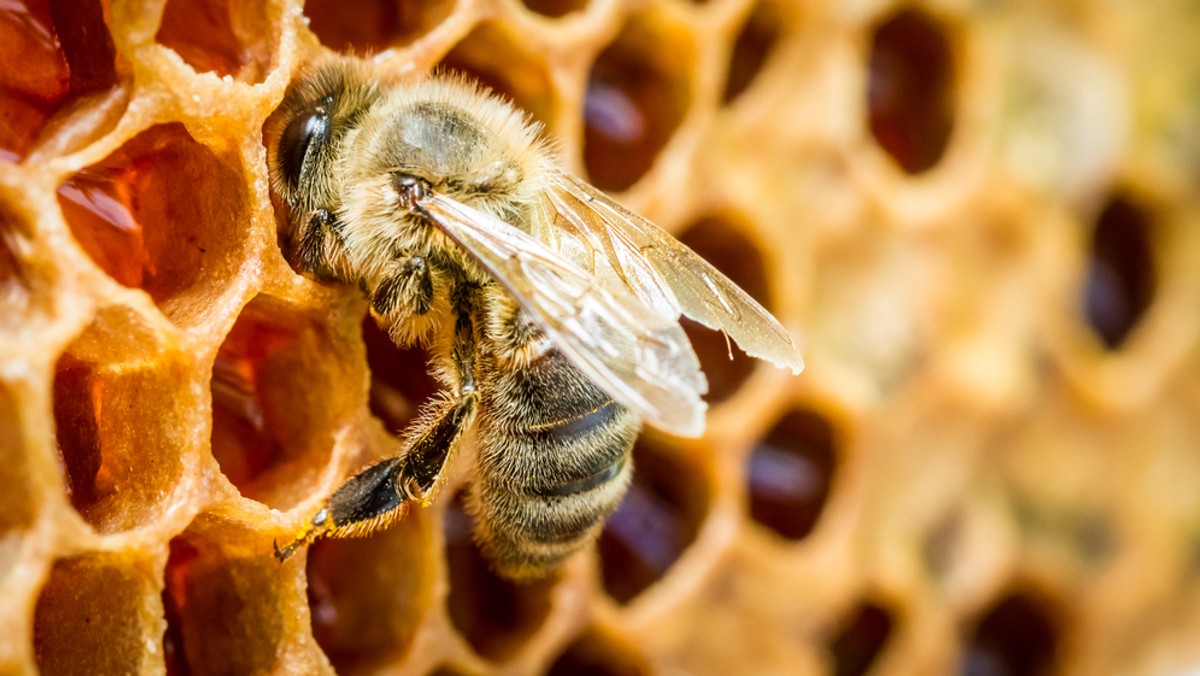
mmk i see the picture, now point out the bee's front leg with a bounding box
[370,255,434,320]
[292,209,347,279]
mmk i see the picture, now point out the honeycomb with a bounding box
[3,0,1199,673]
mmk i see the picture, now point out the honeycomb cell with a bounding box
[1082,193,1156,349]
[445,494,556,662]
[304,0,454,53]
[746,408,836,541]
[829,602,893,676]
[520,0,586,19]
[49,0,118,97]
[33,555,160,675]
[0,381,37,581]
[677,215,770,403]
[52,306,188,533]
[441,22,557,130]
[547,628,651,675]
[962,592,1060,676]
[0,0,68,162]
[156,0,273,82]
[306,510,432,672]
[162,525,308,675]
[867,8,956,174]
[56,123,249,328]
[598,440,709,604]
[211,296,357,509]
[723,0,784,103]
[584,12,694,191]
[362,317,439,433]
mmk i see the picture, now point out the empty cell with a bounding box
[445,494,556,662]
[547,628,651,676]
[584,13,694,191]
[677,215,771,403]
[52,306,188,533]
[1082,194,1156,350]
[867,8,957,174]
[520,0,586,19]
[211,296,356,509]
[747,408,836,541]
[33,555,160,675]
[363,316,438,433]
[829,603,893,676]
[162,527,304,675]
[598,440,709,604]
[723,0,784,103]
[305,511,432,672]
[440,23,557,131]
[962,592,1060,676]
[56,123,249,328]
[304,0,454,53]
[157,0,273,82]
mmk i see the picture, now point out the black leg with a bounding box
[292,209,344,278]
[370,256,434,319]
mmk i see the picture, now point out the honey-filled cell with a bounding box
[156,0,274,82]
[304,0,454,53]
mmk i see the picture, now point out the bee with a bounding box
[266,56,803,579]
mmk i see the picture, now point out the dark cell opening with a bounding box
[162,531,289,675]
[962,593,1059,676]
[56,123,247,328]
[440,23,556,131]
[34,556,156,675]
[362,316,438,434]
[445,494,556,661]
[304,0,453,53]
[747,408,836,540]
[521,0,586,19]
[723,1,784,103]
[52,307,187,533]
[677,215,771,403]
[1082,194,1156,349]
[306,511,430,672]
[157,0,272,82]
[0,0,69,161]
[598,440,709,604]
[211,296,353,509]
[547,629,651,676]
[830,603,893,676]
[867,8,956,174]
[584,14,692,191]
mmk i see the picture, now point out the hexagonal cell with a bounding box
[156,0,274,82]
[56,123,249,329]
[1082,193,1156,349]
[444,494,556,662]
[440,22,557,131]
[829,602,893,676]
[867,8,957,174]
[746,408,836,541]
[0,380,37,582]
[162,521,313,675]
[304,0,454,53]
[305,509,432,672]
[363,316,439,434]
[0,0,121,162]
[677,214,771,403]
[584,11,694,191]
[33,555,161,675]
[547,628,652,675]
[211,296,358,509]
[598,440,710,604]
[520,0,586,19]
[723,0,786,103]
[961,592,1060,675]
[52,306,189,533]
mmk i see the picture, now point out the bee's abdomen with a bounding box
[473,350,638,578]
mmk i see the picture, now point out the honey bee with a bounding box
[266,56,803,578]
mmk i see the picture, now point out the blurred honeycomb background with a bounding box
[2,0,1199,673]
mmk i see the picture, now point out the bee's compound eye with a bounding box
[278,107,331,188]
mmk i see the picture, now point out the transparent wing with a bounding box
[536,171,804,374]
[417,192,708,437]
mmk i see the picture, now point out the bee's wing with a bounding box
[538,172,804,374]
[418,192,708,437]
